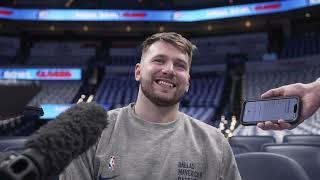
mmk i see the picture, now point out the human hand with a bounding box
[257,81,320,130]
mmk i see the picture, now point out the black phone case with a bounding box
[239,96,300,126]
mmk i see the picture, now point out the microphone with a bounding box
[0,102,108,180]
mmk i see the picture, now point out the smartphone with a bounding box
[240,96,300,126]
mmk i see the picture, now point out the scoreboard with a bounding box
[0,0,318,22]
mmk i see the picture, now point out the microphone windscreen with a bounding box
[25,102,108,176]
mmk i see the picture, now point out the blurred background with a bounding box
[1,0,320,159]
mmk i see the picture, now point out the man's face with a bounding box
[135,41,190,106]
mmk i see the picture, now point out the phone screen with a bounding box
[242,98,298,123]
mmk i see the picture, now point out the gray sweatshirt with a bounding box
[59,104,241,180]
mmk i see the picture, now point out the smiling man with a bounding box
[59,32,241,180]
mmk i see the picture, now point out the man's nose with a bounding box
[162,63,175,75]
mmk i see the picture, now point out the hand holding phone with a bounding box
[240,96,300,126]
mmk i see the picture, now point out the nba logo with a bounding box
[108,156,116,171]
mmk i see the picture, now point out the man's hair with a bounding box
[141,32,197,64]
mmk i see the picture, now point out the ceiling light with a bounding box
[305,13,311,18]
[49,25,55,31]
[245,21,251,28]
[159,25,164,32]
[126,25,131,32]
[83,25,89,31]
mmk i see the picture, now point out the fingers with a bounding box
[257,121,280,130]
[261,87,285,99]
[278,120,293,129]
[257,120,293,130]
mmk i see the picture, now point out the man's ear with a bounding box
[135,63,141,81]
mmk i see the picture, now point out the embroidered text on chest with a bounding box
[177,161,203,180]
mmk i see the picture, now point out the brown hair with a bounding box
[141,32,197,64]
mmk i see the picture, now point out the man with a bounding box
[257,79,320,130]
[59,32,241,180]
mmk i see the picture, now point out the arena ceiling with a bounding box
[0,0,319,38]
[3,0,273,10]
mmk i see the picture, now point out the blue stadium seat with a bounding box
[283,135,320,144]
[262,143,320,180]
[230,143,251,155]
[229,136,275,152]
[236,152,310,180]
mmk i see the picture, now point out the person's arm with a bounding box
[257,80,320,130]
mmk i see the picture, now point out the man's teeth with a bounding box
[158,80,174,87]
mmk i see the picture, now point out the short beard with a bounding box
[140,79,185,107]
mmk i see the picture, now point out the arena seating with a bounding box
[95,74,138,108]
[235,152,310,180]
[281,33,320,59]
[229,136,275,152]
[234,56,320,141]
[233,110,320,142]
[180,107,216,124]
[282,134,320,144]
[109,47,139,65]
[191,33,268,64]
[27,41,95,66]
[28,81,82,107]
[95,67,225,124]
[0,116,23,136]
[0,37,20,65]
[184,75,224,107]
[0,115,38,136]
[263,144,320,180]
[229,143,251,155]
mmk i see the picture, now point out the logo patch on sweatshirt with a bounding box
[108,156,116,171]
[177,161,203,180]
[98,156,119,180]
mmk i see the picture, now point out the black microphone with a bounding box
[0,102,108,180]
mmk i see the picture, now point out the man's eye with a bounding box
[177,64,187,70]
[153,59,163,63]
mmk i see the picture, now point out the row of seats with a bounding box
[0,37,20,65]
[244,65,320,99]
[229,135,320,153]
[239,62,320,139]
[0,116,23,135]
[95,73,225,107]
[95,73,225,124]
[27,56,91,66]
[180,107,216,125]
[95,75,138,107]
[110,56,138,65]
[233,110,320,142]
[27,41,95,66]
[191,33,268,63]
[235,144,320,180]
[0,56,13,65]
[184,76,224,107]
[236,152,311,180]
[281,35,320,59]
[229,135,320,180]
[28,81,83,107]
[0,116,37,136]
[107,33,268,66]
[0,135,317,180]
